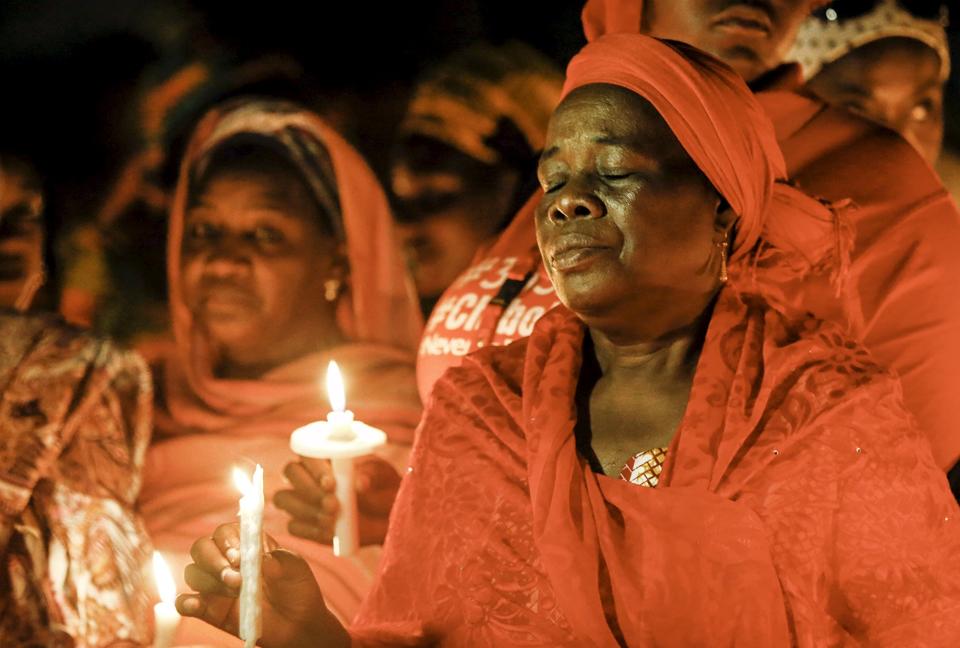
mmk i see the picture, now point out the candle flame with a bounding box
[233,467,252,497]
[326,361,346,413]
[152,551,177,604]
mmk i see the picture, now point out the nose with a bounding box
[547,186,606,223]
[203,234,251,277]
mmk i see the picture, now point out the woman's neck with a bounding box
[579,315,711,474]
[589,317,706,380]
[213,327,346,380]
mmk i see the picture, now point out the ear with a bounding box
[714,195,736,235]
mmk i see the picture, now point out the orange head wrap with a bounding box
[561,34,852,299]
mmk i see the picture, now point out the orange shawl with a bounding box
[356,300,960,646]
[140,99,423,631]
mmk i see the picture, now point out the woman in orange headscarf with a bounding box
[583,0,960,479]
[178,36,960,647]
[421,0,960,494]
[138,98,422,636]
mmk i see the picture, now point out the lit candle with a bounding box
[290,361,387,557]
[152,551,180,648]
[233,465,264,648]
[325,361,355,441]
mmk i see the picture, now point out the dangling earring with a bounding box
[324,278,342,302]
[717,231,729,284]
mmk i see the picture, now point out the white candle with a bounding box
[233,465,264,648]
[289,361,386,557]
[330,454,355,557]
[152,551,180,648]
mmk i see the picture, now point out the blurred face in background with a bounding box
[181,149,344,378]
[805,37,946,164]
[644,0,815,81]
[0,159,44,309]
[391,138,521,313]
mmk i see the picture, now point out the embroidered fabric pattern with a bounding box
[619,448,667,488]
[0,312,154,647]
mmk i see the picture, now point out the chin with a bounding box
[197,314,261,347]
[415,264,459,299]
[712,44,769,82]
[555,282,618,321]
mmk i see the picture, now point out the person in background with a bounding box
[59,54,313,349]
[0,153,46,311]
[390,41,562,318]
[0,152,155,647]
[138,98,422,643]
[416,0,960,495]
[789,0,950,165]
[177,35,960,646]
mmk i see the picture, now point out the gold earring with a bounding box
[718,231,729,284]
[324,278,341,302]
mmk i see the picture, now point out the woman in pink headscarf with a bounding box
[138,98,422,640]
[177,37,960,647]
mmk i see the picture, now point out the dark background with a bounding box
[0,0,956,260]
[0,1,585,202]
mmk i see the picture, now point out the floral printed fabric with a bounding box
[0,312,154,647]
[352,289,960,647]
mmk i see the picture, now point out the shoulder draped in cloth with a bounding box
[0,312,154,647]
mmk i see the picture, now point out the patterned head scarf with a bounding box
[788,0,951,81]
[398,41,563,166]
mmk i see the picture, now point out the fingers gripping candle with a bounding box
[234,465,264,648]
[290,361,386,557]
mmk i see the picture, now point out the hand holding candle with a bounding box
[152,552,180,648]
[233,465,264,648]
[290,361,386,557]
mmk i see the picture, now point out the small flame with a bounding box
[233,467,252,497]
[326,361,346,413]
[152,551,177,604]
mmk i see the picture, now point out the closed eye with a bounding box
[543,181,566,194]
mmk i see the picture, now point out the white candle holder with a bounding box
[290,421,387,557]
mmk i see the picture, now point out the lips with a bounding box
[545,234,612,272]
[711,4,773,37]
[197,284,260,318]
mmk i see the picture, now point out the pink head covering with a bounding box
[168,99,422,370]
[561,34,852,293]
